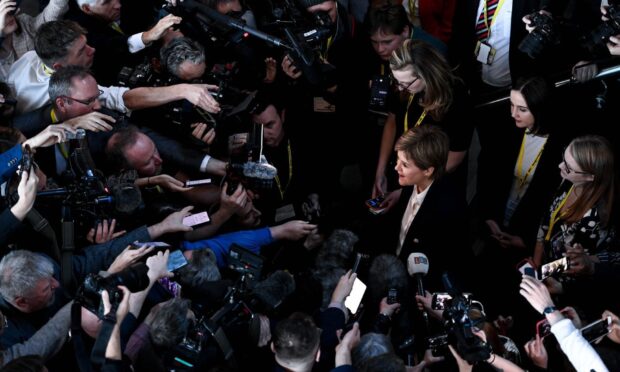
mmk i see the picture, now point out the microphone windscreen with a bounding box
[407,252,429,276]
[251,270,295,311]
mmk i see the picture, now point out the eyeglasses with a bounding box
[562,148,589,175]
[396,76,419,91]
[61,89,104,106]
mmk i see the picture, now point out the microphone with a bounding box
[407,252,429,297]
[408,252,430,329]
[251,270,296,313]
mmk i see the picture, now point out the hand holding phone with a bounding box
[581,316,612,343]
[182,211,210,227]
[387,288,398,305]
[516,258,540,280]
[344,278,366,314]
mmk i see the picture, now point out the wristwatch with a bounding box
[543,306,557,315]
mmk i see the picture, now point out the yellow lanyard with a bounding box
[51,109,70,159]
[274,140,293,200]
[320,36,334,62]
[482,0,507,40]
[42,63,55,77]
[545,185,574,241]
[403,94,427,132]
[515,132,547,191]
[380,64,385,75]
[109,22,125,35]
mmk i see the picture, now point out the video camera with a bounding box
[427,273,491,364]
[519,11,560,59]
[170,246,294,370]
[75,263,150,318]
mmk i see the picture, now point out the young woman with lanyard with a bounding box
[534,135,616,269]
[478,77,571,253]
[373,39,473,210]
[532,135,616,320]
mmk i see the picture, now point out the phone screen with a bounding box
[167,250,188,272]
[540,257,568,280]
[581,317,611,343]
[344,278,366,314]
[182,212,210,227]
[516,259,539,280]
[185,178,212,187]
[431,293,452,310]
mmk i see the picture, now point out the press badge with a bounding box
[475,41,496,65]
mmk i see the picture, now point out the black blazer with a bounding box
[385,178,470,292]
[477,124,573,250]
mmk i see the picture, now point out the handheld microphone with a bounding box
[407,252,429,297]
[408,252,430,328]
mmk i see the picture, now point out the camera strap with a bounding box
[61,217,76,289]
[25,209,61,262]
[91,312,117,366]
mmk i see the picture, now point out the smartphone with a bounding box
[581,317,612,343]
[182,211,210,227]
[431,292,473,310]
[535,307,573,339]
[540,257,569,280]
[387,288,398,304]
[516,258,539,280]
[167,250,188,272]
[159,277,182,298]
[428,334,449,357]
[352,253,363,274]
[344,278,366,314]
[431,293,453,310]
[130,241,171,250]
[365,195,385,209]
[65,128,86,140]
[536,318,553,339]
[184,178,212,187]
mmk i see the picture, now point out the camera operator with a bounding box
[7,20,221,116]
[69,0,182,86]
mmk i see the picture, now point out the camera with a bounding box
[587,4,620,54]
[519,11,559,59]
[65,128,86,141]
[427,274,492,363]
[118,61,155,88]
[75,263,150,318]
[368,75,391,114]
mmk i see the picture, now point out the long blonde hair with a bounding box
[564,135,615,226]
[389,39,456,121]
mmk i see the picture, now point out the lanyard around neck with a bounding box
[403,94,427,132]
[274,140,293,200]
[515,132,547,191]
[545,185,574,241]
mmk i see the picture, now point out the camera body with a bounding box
[430,291,492,363]
[75,263,150,318]
[519,12,559,59]
[588,4,620,53]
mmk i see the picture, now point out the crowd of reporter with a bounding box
[1,0,620,371]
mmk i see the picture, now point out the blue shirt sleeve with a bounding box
[181,227,274,268]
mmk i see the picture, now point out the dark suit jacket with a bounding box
[477,124,572,250]
[385,178,470,292]
[69,1,156,86]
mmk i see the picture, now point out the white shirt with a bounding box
[551,319,609,372]
[476,0,513,87]
[7,51,129,114]
[396,183,432,256]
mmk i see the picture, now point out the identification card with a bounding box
[275,204,296,222]
[475,41,496,65]
[313,97,336,113]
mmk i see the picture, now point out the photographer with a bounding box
[7,20,221,116]
[70,0,182,86]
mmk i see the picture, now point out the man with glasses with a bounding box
[7,20,221,116]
